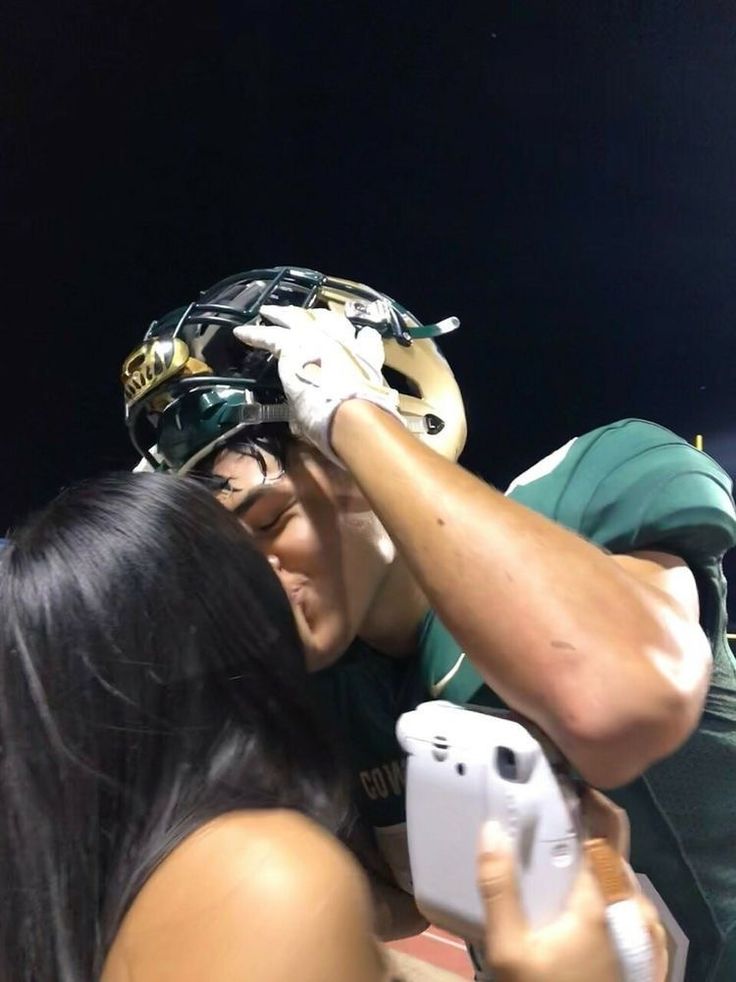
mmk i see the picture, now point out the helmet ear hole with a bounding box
[382,366,421,399]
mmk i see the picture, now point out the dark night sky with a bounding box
[3,1,736,534]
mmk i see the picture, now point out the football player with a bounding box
[122,267,736,981]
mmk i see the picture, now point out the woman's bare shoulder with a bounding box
[102,809,386,982]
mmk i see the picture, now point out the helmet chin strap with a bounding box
[173,401,437,475]
[176,403,292,475]
[138,402,440,475]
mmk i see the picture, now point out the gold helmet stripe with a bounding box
[121,338,210,410]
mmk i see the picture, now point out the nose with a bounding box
[267,554,291,591]
[266,555,302,603]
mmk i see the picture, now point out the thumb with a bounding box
[477,821,528,963]
[354,325,386,370]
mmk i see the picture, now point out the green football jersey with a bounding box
[310,419,736,982]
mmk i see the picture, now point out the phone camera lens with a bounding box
[496,746,518,781]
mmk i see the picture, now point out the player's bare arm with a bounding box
[331,400,711,788]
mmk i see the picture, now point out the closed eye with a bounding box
[249,498,297,534]
[254,513,286,533]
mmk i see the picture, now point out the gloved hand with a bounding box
[234,304,402,464]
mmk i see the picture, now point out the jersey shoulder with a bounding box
[507,418,736,564]
[102,810,384,982]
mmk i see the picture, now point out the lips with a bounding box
[286,580,310,617]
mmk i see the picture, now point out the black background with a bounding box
[3,3,736,566]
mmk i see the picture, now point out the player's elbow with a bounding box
[558,644,710,788]
[563,726,672,788]
[560,723,656,787]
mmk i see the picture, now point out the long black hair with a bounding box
[0,472,346,981]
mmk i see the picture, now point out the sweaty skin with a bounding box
[328,400,710,788]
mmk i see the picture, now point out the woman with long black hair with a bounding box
[0,472,665,982]
[0,472,386,981]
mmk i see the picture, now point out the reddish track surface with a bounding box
[388,928,474,978]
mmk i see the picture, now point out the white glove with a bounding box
[234,305,402,464]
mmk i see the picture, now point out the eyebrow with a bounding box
[230,484,292,518]
[227,486,272,518]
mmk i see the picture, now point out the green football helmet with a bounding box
[121,266,467,473]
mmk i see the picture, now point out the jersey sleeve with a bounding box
[561,420,736,565]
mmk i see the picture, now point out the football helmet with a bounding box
[121,266,467,473]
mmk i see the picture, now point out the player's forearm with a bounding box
[331,402,709,786]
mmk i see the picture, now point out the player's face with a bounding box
[211,442,395,671]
